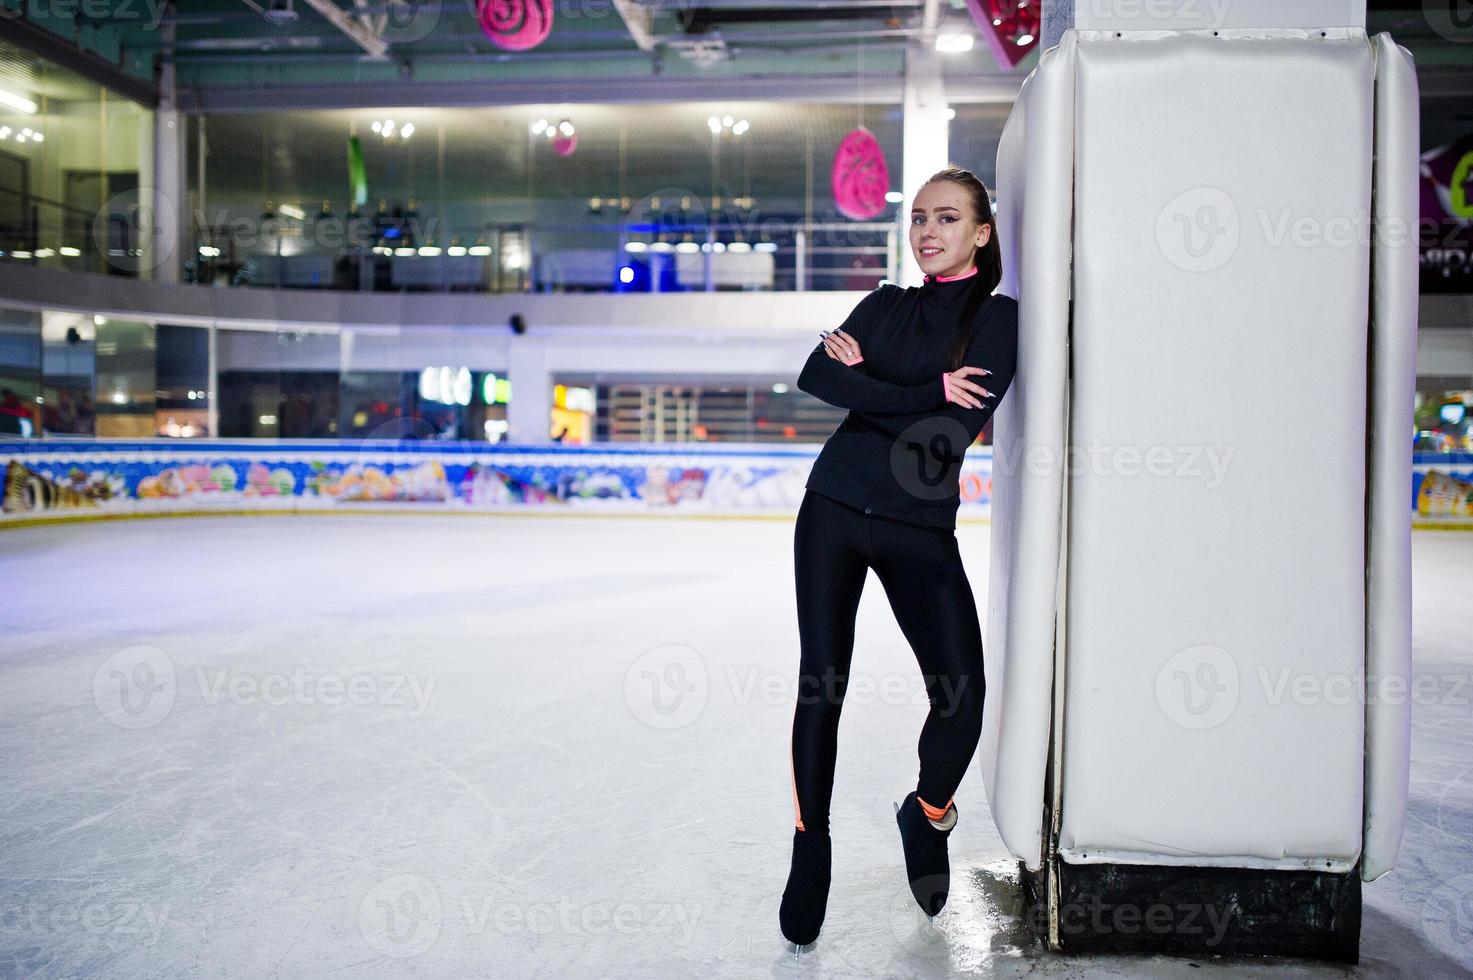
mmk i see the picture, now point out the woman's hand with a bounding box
[820,329,864,366]
[942,366,995,409]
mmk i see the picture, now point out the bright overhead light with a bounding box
[885,191,904,203]
[722,115,734,127]
[401,123,415,138]
[531,118,547,135]
[732,119,749,136]
[1016,33,1035,45]
[936,32,974,53]
[624,241,648,253]
[278,203,306,220]
[0,88,37,114]
[707,116,721,134]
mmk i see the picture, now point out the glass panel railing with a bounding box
[1,209,902,293]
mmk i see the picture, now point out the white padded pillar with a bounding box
[1058,32,1373,870]
[981,32,1077,874]
[1361,32,1418,883]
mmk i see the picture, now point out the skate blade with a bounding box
[893,800,901,817]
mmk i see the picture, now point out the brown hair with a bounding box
[921,165,1002,371]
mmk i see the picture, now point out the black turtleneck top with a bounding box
[796,273,1019,531]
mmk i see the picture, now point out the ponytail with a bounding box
[922,166,1002,371]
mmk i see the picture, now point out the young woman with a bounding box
[779,166,1019,949]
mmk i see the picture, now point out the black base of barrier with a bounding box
[1019,857,1361,963]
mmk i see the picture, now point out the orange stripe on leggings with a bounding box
[918,795,953,822]
[789,704,805,831]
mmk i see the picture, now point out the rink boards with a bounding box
[0,440,1465,527]
[0,439,999,523]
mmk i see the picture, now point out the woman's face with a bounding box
[908,180,991,279]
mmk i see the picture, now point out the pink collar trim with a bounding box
[923,265,979,284]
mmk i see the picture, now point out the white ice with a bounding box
[0,514,1469,978]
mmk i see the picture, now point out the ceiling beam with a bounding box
[299,0,390,58]
[613,0,657,52]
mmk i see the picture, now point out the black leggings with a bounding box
[788,489,987,835]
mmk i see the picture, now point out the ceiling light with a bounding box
[0,88,37,114]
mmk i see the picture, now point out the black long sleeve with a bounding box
[799,278,1019,531]
[849,299,1018,445]
[796,289,949,414]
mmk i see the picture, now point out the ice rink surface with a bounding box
[0,512,1470,979]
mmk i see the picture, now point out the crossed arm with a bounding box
[795,335,950,414]
[795,288,957,414]
[849,307,1019,445]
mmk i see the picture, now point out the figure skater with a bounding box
[779,165,1019,950]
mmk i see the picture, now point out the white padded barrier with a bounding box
[1059,28,1372,873]
[982,4,1414,881]
[981,32,1077,874]
[1362,32,1418,883]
